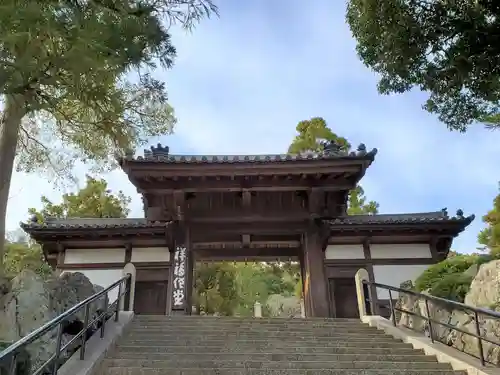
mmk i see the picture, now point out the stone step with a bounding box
[133,316,360,322]
[130,323,380,333]
[119,337,406,347]
[127,329,386,338]
[131,321,376,327]
[108,352,438,363]
[132,318,364,326]
[102,367,466,375]
[131,323,377,331]
[132,318,367,324]
[103,359,453,370]
[112,345,422,355]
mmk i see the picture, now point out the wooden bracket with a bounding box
[242,234,251,248]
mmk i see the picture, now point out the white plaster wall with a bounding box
[64,248,125,264]
[325,244,365,260]
[370,244,431,259]
[372,264,430,299]
[131,247,170,263]
[62,269,124,303]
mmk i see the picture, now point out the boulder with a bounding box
[394,260,500,365]
[451,260,500,364]
[392,280,414,323]
[0,270,106,374]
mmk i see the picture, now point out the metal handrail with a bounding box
[362,280,500,367]
[0,273,132,375]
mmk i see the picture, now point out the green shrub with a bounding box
[0,342,30,375]
[415,255,476,292]
[429,273,474,302]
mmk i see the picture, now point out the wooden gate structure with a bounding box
[22,142,474,317]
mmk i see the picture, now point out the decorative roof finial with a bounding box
[456,209,464,219]
[356,143,367,156]
[441,207,448,217]
[29,214,38,223]
[143,143,170,159]
[320,140,345,156]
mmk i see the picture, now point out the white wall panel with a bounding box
[64,248,125,264]
[324,244,365,260]
[372,264,430,299]
[131,247,170,263]
[370,244,431,259]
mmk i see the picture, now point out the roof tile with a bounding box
[20,218,170,230]
[327,210,475,226]
[121,143,378,164]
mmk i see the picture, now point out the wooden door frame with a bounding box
[325,265,363,318]
[135,265,171,315]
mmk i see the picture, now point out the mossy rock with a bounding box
[0,342,30,375]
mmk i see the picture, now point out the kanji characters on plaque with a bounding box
[172,246,187,307]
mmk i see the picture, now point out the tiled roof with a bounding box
[120,143,378,164]
[20,218,170,231]
[328,210,475,226]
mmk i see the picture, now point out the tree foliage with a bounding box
[28,175,131,221]
[346,0,500,131]
[478,184,500,255]
[193,262,301,317]
[288,117,379,215]
[4,236,52,280]
[0,0,217,271]
[415,255,477,293]
[415,253,500,301]
[193,262,239,316]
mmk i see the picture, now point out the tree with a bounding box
[28,175,131,220]
[346,1,500,132]
[288,117,379,215]
[193,262,239,316]
[478,185,500,255]
[0,0,217,272]
[4,240,52,280]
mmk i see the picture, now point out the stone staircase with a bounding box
[100,316,466,375]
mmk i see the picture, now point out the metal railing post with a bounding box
[124,276,131,312]
[115,281,122,322]
[424,299,434,343]
[80,304,91,360]
[474,311,485,366]
[8,352,17,375]
[100,293,108,339]
[362,282,372,315]
[388,289,396,326]
[52,322,64,375]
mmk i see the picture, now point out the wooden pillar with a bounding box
[302,226,329,317]
[170,225,193,315]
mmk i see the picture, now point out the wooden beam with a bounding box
[242,234,251,247]
[308,188,325,217]
[323,258,436,266]
[58,262,125,270]
[193,247,301,259]
[136,177,354,193]
[173,190,186,221]
[127,161,363,177]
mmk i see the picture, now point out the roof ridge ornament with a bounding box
[144,143,170,159]
[356,143,367,156]
[320,139,348,156]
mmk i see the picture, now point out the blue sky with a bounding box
[6,0,500,253]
